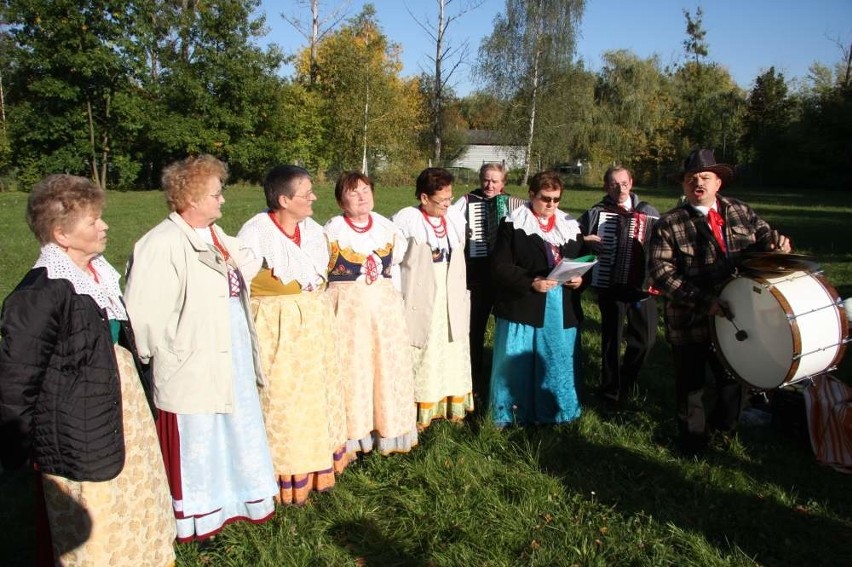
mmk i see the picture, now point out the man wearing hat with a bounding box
[648,148,791,454]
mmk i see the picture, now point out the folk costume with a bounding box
[238,212,350,505]
[1,245,175,565]
[490,205,586,426]
[578,192,660,403]
[649,194,778,446]
[125,212,277,541]
[324,213,419,455]
[392,205,474,427]
[451,191,526,405]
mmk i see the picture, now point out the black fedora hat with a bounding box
[670,149,734,184]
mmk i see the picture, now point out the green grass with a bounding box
[1,182,851,566]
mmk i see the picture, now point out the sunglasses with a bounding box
[536,196,560,204]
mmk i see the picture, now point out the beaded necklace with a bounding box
[267,211,301,247]
[344,214,373,234]
[536,213,556,233]
[419,206,447,239]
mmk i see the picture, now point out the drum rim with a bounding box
[815,272,849,370]
[710,273,801,389]
[710,271,848,389]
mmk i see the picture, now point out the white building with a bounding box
[449,130,527,171]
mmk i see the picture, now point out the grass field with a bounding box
[1,180,851,566]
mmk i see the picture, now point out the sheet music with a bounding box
[547,256,598,283]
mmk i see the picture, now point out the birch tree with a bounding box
[475,0,584,185]
[406,0,484,164]
[282,0,350,86]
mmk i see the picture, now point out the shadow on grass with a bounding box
[329,518,427,567]
[508,423,852,567]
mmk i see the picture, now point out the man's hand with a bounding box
[769,230,792,253]
[709,297,731,318]
[583,234,602,253]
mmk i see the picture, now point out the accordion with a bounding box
[590,209,655,290]
[466,194,512,258]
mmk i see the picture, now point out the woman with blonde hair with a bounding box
[124,155,277,541]
[0,174,175,565]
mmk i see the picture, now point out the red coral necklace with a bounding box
[419,207,447,239]
[536,214,555,233]
[344,214,373,234]
[268,211,301,247]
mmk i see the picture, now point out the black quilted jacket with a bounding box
[0,268,150,481]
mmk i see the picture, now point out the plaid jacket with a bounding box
[648,196,774,345]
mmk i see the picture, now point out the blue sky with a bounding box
[257,0,852,95]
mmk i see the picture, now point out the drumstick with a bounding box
[718,302,749,342]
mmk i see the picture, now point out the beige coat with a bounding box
[399,239,469,348]
[124,212,264,414]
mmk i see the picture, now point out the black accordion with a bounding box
[590,209,654,290]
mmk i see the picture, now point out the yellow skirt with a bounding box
[42,345,175,566]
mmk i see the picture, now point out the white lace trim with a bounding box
[506,204,582,246]
[237,212,328,290]
[323,213,407,266]
[391,206,466,253]
[34,243,128,320]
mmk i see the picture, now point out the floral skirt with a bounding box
[41,345,176,566]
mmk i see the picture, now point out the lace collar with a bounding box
[34,243,128,320]
[506,204,581,245]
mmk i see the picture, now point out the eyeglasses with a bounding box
[428,196,453,206]
[536,196,560,204]
[209,188,226,199]
[290,190,315,200]
[608,182,631,189]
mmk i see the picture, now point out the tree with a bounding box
[281,0,350,86]
[475,0,585,185]
[3,0,145,189]
[133,0,289,183]
[406,0,484,164]
[296,5,423,180]
[683,7,708,65]
[672,6,745,159]
[741,67,793,185]
[590,50,680,184]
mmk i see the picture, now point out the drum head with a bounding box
[712,271,845,389]
[738,252,819,274]
[712,276,794,389]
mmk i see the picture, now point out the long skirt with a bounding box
[327,279,418,455]
[251,290,351,505]
[40,345,176,566]
[411,263,474,428]
[157,299,277,542]
[490,286,582,426]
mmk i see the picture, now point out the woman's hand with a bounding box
[562,276,583,290]
[531,277,559,293]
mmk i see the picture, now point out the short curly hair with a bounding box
[26,175,105,245]
[162,155,229,213]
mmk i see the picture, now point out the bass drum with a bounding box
[710,270,848,389]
